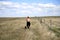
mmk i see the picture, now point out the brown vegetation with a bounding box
[0,17,60,40]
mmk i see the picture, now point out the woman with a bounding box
[25,16,31,29]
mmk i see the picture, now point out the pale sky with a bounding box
[0,0,60,17]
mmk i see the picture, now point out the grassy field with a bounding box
[0,17,60,40]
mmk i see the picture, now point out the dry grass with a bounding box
[0,17,60,40]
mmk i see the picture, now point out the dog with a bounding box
[25,26,27,29]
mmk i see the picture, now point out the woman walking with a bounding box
[25,16,31,29]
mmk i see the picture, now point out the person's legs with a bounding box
[26,22,30,29]
[27,22,30,29]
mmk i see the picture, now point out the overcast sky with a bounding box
[0,0,60,17]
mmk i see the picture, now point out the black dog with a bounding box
[25,26,27,29]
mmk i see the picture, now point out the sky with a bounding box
[0,0,60,17]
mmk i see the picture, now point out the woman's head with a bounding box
[27,16,29,18]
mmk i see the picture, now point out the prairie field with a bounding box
[0,17,60,40]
